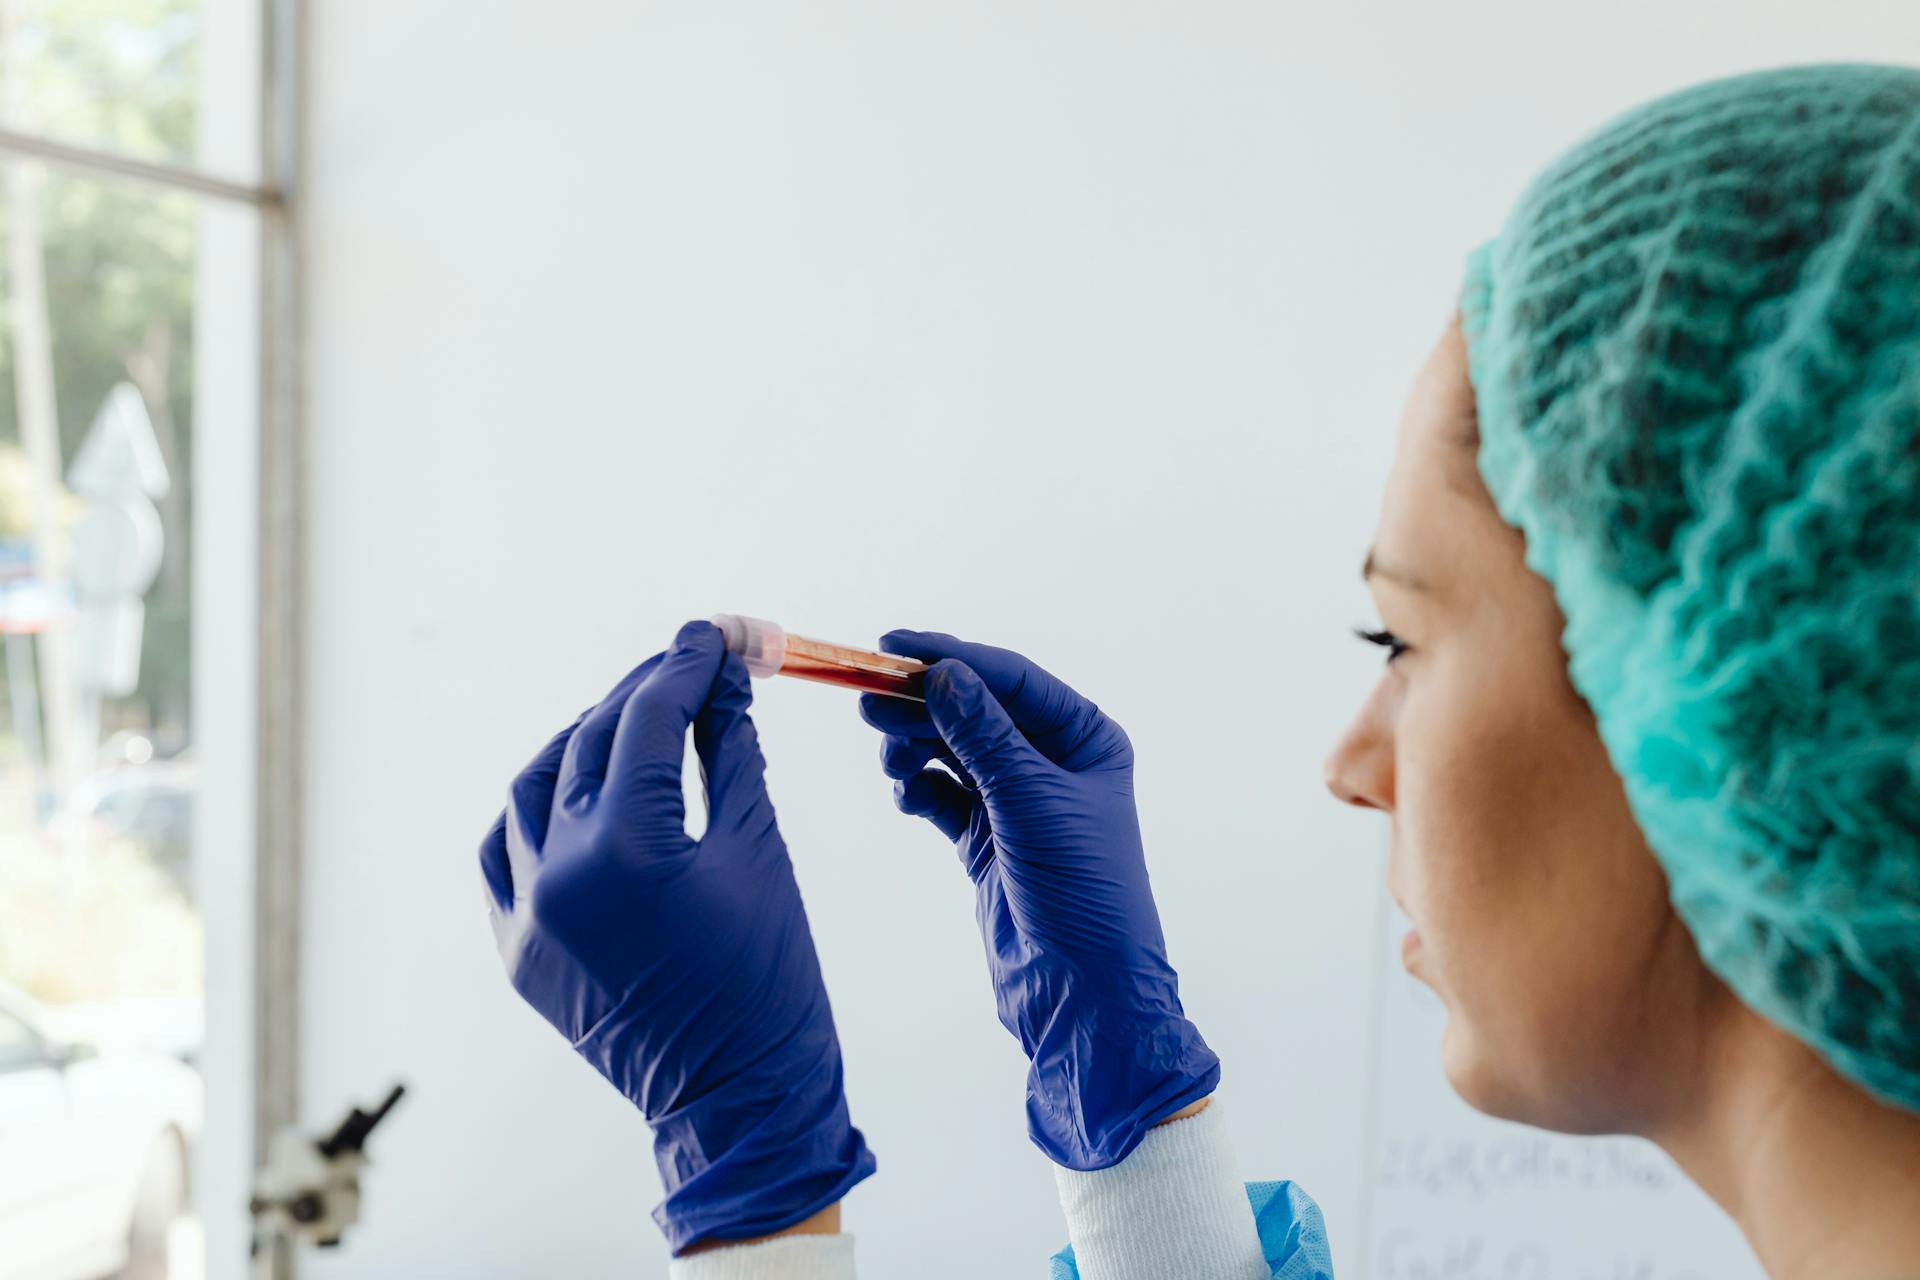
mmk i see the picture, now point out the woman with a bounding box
[478,63,1920,1278]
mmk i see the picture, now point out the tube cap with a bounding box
[709,613,787,679]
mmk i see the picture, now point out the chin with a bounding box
[1439,1016,1545,1126]
[1441,1016,1631,1135]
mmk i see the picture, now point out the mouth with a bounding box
[1386,862,1423,971]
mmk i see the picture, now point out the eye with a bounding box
[1354,626,1411,664]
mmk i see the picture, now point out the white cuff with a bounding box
[1054,1097,1268,1280]
[666,1233,856,1280]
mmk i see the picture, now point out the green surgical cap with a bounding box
[1460,64,1920,1110]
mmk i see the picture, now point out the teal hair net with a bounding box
[1459,64,1920,1110]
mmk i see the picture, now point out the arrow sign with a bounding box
[66,383,169,697]
[69,382,171,501]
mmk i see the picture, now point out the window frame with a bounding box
[0,0,304,1253]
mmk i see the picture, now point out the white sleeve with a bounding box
[1053,1097,1269,1280]
[666,1234,857,1280]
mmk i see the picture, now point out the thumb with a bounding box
[922,660,1049,791]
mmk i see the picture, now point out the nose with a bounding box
[1323,753,1389,810]
[1323,763,1378,809]
[1324,686,1395,812]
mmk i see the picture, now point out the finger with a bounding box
[880,629,1106,764]
[921,659,1049,787]
[508,718,576,858]
[487,653,662,921]
[871,702,983,790]
[894,767,973,843]
[859,689,973,788]
[552,652,666,813]
[693,648,771,828]
[858,691,938,739]
[603,620,728,849]
[880,731,946,781]
[478,813,532,959]
[479,809,513,914]
[506,651,656,873]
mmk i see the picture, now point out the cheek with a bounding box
[1394,665,1575,960]
[1392,643,1673,1117]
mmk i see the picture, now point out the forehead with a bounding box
[1405,319,1480,462]
[1374,320,1507,571]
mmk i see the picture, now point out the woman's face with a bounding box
[1325,318,1715,1136]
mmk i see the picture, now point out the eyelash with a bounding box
[1354,626,1410,664]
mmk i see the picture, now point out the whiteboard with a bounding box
[1362,903,1766,1280]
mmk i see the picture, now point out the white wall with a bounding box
[299,6,1920,1277]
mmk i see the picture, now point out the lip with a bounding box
[1400,928,1422,968]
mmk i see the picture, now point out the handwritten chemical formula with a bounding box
[1376,1134,1674,1198]
[1375,1230,1720,1280]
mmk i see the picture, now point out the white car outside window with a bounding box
[0,989,199,1280]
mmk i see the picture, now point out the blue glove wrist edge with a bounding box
[656,1139,877,1255]
[1030,1054,1223,1172]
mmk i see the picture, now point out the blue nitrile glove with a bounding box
[479,620,875,1253]
[858,630,1219,1170]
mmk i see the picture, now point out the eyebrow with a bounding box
[1361,548,1428,592]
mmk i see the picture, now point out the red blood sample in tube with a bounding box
[711,614,927,701]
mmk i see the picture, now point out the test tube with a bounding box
[711,614,928,701]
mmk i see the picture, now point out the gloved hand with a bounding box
[859,630,1219,1170]
[480,620,875,1252]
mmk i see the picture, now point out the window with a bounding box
[0,2,292,1278]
